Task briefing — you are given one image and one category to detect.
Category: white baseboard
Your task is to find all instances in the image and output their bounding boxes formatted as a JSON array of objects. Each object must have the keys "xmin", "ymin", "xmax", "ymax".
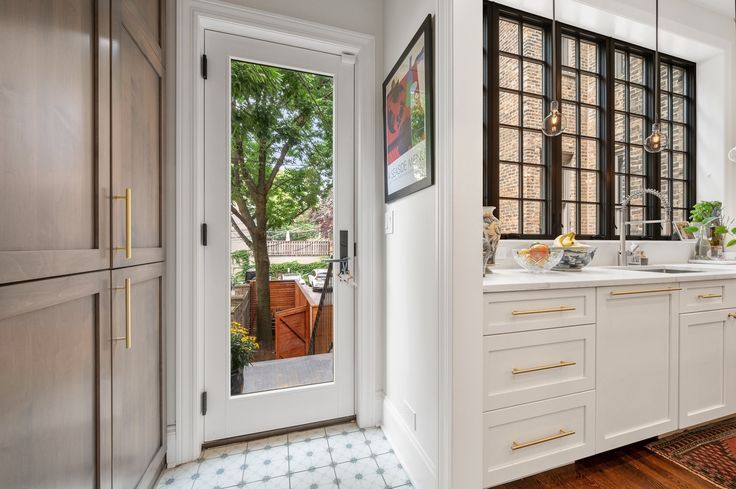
[
  {"xmin": 166, "ymin": 424, "xmax": 178, "ymax": 468},
  {"xmin": 382, "ymin": 397, "xmax": 437, "ymax": 489}
]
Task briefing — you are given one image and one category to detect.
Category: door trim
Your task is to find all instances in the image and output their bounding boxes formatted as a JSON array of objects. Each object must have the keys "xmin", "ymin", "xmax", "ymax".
[{"xmin": 174, "ymin": 0, "xmax": 378, "ymax": 466}]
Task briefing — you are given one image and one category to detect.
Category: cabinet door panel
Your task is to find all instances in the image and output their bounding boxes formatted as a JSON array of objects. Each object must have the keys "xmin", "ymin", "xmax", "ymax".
[
  {"xmin": 111, "ymin": 0, "xmax": 165, "ymax": 268},
  {"xmin": 679, "ymin": 310, "xmax": 736, "ymax": 428},
  {"xmin": 596, "ymin": 285, "xmax": 679, "ymax": 452},
  {"xmin": 0, "ymin": 0, "xmax": 110, "ymax": 284},
  {"xmin": 112, "ymin": 263, "xmax": 165, "ymax": 489},
  {"xmin": 0, "ymin": 272, "xmax": 111, "ymax": 489}
]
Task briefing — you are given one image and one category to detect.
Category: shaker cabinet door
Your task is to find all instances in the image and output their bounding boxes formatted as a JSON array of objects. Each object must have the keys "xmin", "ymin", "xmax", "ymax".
[
  {"xmin": 111, "ymin": 0, "xmax": 165, "ymax": 269},
  {"xmin": 0, "ymin": 0, "xmax": 111, "ymax": 284},
  {"xmin": 0, "ymin": 271, "xmax": 112, "ymax": 489},
  {"xmin": 111, "ymin": 263, "xmax": 166, "ymax": 489}
]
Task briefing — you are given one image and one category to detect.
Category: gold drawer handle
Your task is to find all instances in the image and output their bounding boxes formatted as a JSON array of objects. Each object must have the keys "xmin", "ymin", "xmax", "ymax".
[
  {"xmin": 610, "ymin": 287, "xmax": 682, "ymax": 296},
  {"xmin": 112, "ymin": 278, "xmax": 132, "ymax": 349},
  {"xmin": 511, "ymin": 306, "xmax": 577, "ymax": 316},
  {"xmin": 511, "ymin": 429, "xmax": 576, "ymax": 451},
  {"xmin": 512, "ymin": 360, "xmax": 577, "ymax": 375},
  {"xmin": 113, "ymin": 188, "xmax": 132, "ymax": 259},
  {"xmin": 729, "ymin": 313, "xmax": 736, "ymax": 320},
  {"xmin": 698, "ymin": 293, "xmax": 723, "ymax": 299}
]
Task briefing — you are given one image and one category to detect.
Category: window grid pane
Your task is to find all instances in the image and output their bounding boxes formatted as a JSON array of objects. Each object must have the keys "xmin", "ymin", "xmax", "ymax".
[
  {"xmin": 497, "ymin": 16, "xmax": 546, "ymax": 235},
  {"xmin": 561, "ymin": 34, "xmax": 602, "ymax": 237}
]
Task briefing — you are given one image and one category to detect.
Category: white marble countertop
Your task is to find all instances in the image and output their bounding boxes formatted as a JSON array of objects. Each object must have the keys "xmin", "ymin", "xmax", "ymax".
[{"xmin": 482, "ymin": 263, "xmax": 736, "ymax": 293}]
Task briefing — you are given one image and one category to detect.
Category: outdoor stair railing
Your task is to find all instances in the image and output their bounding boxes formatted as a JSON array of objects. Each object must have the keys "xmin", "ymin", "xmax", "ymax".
[{"xmin": 309, "ymin": 262, "xmax": 334, "ymax": 355}]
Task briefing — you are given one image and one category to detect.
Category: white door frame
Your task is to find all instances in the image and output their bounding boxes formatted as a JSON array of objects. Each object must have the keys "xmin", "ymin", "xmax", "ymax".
[{"xmin": 173, "ymin": 0, "xmax": 379, "ymax": 465}]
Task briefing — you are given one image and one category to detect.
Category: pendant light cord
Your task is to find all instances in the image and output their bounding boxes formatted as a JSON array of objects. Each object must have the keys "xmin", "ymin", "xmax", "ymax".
[
  {"xmin": 654, "ymin": 0, "xmax": 660, "ymax": 125},
  {"xmin": 552, "ymin": 0, "xmax": 557, "ymax": 102}
]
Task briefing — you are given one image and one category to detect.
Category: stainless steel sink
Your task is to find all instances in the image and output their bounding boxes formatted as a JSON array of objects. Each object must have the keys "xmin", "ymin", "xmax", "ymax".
[{"xmin": 618, "ymin": 267, "xmax": 706, "ymax": 274}]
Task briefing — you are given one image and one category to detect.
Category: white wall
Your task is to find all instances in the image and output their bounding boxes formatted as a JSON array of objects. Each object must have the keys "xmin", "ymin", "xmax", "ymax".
[{"xmin": 382, "ymin": 1, "xmax": 440, "ymax": 488}]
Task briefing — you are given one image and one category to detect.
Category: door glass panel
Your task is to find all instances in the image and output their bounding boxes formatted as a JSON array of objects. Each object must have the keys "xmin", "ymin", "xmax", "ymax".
[{"xmin": 229, "ymin": 59, "xmax": 335, "ymax": 396}]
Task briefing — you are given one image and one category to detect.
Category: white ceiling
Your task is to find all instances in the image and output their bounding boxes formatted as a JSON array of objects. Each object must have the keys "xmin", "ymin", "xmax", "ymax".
[{"xmin": 685, "ymin": 0, "xmax": 735, "ymax": 17}]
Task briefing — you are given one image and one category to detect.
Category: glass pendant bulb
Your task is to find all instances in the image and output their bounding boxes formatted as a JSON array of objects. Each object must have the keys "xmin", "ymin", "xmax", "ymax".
[
  {"xmin": 644, "ymin": 122, "xmax": 666, "ymax": 153},
  {"xmin": 729, "ymin": 145, "xmax": 736, "ymax": 162},
  {"xmin": 542, "ymin": 100, "xmax": 565, "ymax": 136}
]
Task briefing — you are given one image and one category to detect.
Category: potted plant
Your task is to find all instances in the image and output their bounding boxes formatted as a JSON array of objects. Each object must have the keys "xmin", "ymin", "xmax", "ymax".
[
  {"xmin": 684, "ymin": 201, "xmax": 736, "ymax": 259},
  {"xmin": 230, "ymin": 321, "xmax": 259, "ymax": 395}
]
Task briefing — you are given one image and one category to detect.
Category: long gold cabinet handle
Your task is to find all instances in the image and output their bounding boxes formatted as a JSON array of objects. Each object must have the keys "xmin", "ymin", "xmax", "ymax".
[
  {"xmin": 698, "ymin": 293, "xmax": 723, "ymax": 299},
  {"xmin": 511, "ymin": 429, "xmax": 576, "ymax": 450},
  {"xmin": 610, "ymin": 287, "xmax": 682, "ymax": 296},
  {"xmin": 512, "ymin": 360, "xmax": 577, "ymax": 375},
  {"xmin": 112, "ymin": 278, "xmax": 132, "ymax": 349},
  {"xmin": 729, "ymin": 313, "xmax": 736, "ymax": 320},
  {"xmin": 113, "ymin": 188, "xmax": 132, "ymax": 259},
  {"xmin": 511, "ymin": 306, "xmax": 576, "ymax": 316}
]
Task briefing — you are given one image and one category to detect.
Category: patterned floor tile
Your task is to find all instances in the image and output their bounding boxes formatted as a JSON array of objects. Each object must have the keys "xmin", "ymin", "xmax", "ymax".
[
  {"xmin": 247, "ymin": 434, "xmax": 288, "ymax": 451},
  {"xmin": 327, "ymin": 430, "xmax": 371, "ymax": 464},
  {"xmin": 192, "ymin": 453, "xmax": 245, "ymax": 489},
  {"xmin": 244, "ymin": 475, "xmax": 289, "ymax": 488},
  {"xmin": 243, "ymin": 446, "xmax": 290, "ymax": 483},
  {"xmin": 325, "ymin": 421, "xmax": 360, "ymax": 436},
  {"xmin": 289, "ymin": 466, "xmax": 340, "ymax": 488},
  {"xmin": 375, "ymin": 452, "xmax": 411, "ymax": 488},
  {"xmin": 289, "ymin": 438, "xmax": 333, "ymax": 472},
  {"xmin": 287, "ymin": 427, "xmax": 327, "ymax": 444},
  {"xmin": 156, "ymin": 462, "xmax": 200, "ymax": 489},
  {"xmin": 363, "ymin": 428, "xmax": 392, "ymax": 456},
  {"xmin": 334, "ymin": 458, "xmax": 388, "ymax": 489},
  {"xmin": 202, "ymin": 442, "xmax": 249, "ymax": 460}
]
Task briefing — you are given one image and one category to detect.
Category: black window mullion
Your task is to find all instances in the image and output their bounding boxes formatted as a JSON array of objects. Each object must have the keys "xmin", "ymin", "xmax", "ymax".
[
  {"xmin": 548, "ymin": 18, "xmax": 562, "ymax": 237},
  {"xmin": 603, "ymin": 37, "xmax": 616, "ymax": 239}
]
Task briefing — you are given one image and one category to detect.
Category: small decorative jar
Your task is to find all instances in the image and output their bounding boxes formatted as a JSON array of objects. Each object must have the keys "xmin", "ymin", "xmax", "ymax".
[{"xmin": 482, "ymin": 206, "xmax": 501, "ymax": 276}]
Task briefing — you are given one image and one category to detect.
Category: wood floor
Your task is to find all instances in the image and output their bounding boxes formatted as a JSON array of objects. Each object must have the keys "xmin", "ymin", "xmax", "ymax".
[{"xmin": 496, "ymin": 442, "xmax": 719, "ymax": 489}]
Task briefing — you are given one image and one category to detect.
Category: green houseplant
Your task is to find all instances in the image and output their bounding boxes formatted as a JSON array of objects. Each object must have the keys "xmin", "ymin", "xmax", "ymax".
[
  {"xmin": 230, "ymin": 321, "xmax": 259, "ymax": 395},
  {"xmin": 684, "ymin": 201, "xmax": 736, "ymax": 257}
]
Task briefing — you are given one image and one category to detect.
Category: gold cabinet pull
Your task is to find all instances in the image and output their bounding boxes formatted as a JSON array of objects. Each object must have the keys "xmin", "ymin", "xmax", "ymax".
[
  {"xmin": 610, "ymin": 287, "xmax": 682, "ymax": 296},
  {"xmin": 512, "ymin": 360, "xmax": 577, "ymax": 375},
  {"xmin": 511, "ymin": 306, "xmax": 577, "ymax": 316},
  {"xmin": 729, "ymin": 313, "xmax": 736, "ymax": 320},
  {"xmin": 698, "ymin": 293, "xmax": 723, "ymax": 299},
  {"xmin": 112, "ymin": 278, "xmax": 132, "ymax": 349},
  {"xmin": 113, "ymin": 188, "xmax": 132, "ymax": 259},
  {"xmin": 511, "ymin": 429, "xmax": 576, "ymax": 450}
]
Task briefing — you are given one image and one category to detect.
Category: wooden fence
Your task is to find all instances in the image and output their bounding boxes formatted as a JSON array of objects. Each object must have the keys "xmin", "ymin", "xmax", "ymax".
[{"xmin": 266, "ymin": 240, "xmax": 331, "ymax": 256}]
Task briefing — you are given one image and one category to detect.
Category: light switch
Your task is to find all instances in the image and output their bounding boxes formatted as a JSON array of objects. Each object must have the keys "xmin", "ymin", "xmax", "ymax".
[{"xmin": 385, "ymin": 209, "xmax": 394, "ymax": 235}]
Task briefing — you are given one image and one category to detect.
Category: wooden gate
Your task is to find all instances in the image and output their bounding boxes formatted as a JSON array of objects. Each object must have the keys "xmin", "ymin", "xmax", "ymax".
[{"xmin": 274, "ymin": 305, "xmax": 309, "ymax": 359}]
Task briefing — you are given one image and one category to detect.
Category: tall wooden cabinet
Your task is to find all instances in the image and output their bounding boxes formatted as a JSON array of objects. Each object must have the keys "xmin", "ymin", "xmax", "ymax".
[{"xmin": 0, "ymin": 1, "xmax": 167, "ymax": 488}]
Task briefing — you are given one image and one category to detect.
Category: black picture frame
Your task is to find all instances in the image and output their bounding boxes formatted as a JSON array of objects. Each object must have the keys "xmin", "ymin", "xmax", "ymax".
[{"xmin": 382, "ymin": 14, "xmax": 435, "ymax": 203}]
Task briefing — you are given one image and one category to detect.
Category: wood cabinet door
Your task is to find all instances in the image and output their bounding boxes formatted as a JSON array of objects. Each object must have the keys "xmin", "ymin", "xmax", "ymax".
[
  {"xmin": 0, "ymin": 0, "xmax": 111, "ymax": 284},
  {"xmin": 679, "ymin": 309, "xmax": 736, "ymax": 428},
  {"xmin": 0, "ymin": 271, "xmax": 112, "ymax": 489},
  {"xmin": 111, "ymin": 263, "xmax": 165, "ymax": 489},
  {"xmin": 595, "ymin": 284, "xmax": 679, "ymax": 453},
  {"xmin": 111, "ymin": 0, "xmax": 165, "ymax": 268}
]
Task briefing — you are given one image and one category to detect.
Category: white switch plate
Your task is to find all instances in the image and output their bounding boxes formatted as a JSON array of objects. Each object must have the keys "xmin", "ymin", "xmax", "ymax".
[
  {"xmin": 403, "ymin": 400, "xmax": 417, "ymax": 431},
  {"xmin": 385, "ymin": 209, "xmax": 394, "ymax": 235}
]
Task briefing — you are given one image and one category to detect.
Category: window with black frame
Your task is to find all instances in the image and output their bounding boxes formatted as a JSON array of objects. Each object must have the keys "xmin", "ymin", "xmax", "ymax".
[{"xmin": 484, "ymin": 2, "xmax": 696, "ymax": 240}]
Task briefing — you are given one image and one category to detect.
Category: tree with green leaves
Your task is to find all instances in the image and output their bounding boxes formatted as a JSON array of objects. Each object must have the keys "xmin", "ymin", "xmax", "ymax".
[{"xmin": 230, "ymin": 60, "xmax": 333, "ymax": 350}]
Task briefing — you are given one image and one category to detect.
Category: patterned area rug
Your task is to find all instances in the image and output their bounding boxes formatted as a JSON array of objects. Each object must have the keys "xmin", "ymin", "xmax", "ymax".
[{"xmin": 647, "ymin": 417, "xmax": 736, "ymax": 489}]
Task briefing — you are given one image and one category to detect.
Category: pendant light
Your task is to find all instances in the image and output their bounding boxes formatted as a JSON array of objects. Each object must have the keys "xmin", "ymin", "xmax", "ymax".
[
  {"xmin": 729, "ymin": 0, "xmax": 736, "ymax": 162},
  {"xmin": 542, "ymin": 0, "xmax": 565, "ymax": 136},
  {"xmin": 644, "ymin": 0, "xmax": 666, "ymax": 153}
]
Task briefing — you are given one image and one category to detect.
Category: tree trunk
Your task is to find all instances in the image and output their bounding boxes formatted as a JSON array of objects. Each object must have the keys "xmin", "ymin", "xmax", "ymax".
[{"xmin": 253, "ymin": 235, "xmax": 273, "ymax": 351}]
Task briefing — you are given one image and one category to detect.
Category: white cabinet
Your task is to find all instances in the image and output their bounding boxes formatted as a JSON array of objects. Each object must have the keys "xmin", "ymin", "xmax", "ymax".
[
  {"xmin": 483, "ymin": 325, "xmax": 595, "ymax": 411},
  {"xmin": 679, "ymin": 309, "xmax": 736, "ymax": 428},
  {"xmin": 595, "ymin": 284, "xmax": 679, "ymax": 453},
  {"xmin": 679, "ymin": 280, "xmax": 736, "ymax": 313}
]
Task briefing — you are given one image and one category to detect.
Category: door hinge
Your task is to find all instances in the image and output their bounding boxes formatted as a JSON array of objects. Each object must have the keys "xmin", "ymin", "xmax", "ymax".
[
  {"xmin": 201, "ymin": 391, "xmax": 208, "ymax": 416},
  {"xmin": 354, "ymin": 242, "xmax": 357, "ymax": 257},
  {"xmin": 201, "ymin": 223, "xmax": 208, "ymax": 246},
  {"xmin": 201, "ymin": 54, "xmax": 208, "ymax": 79}
]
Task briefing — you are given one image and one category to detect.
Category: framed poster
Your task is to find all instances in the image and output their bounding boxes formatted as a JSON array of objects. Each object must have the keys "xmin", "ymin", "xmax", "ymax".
[{"xmin": 383, "ymin": 14, "xmax": 434, "ymax": 203}]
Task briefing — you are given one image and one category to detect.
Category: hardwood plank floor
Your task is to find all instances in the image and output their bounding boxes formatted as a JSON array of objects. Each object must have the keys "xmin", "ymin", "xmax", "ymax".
[{"xmin": 495, "ymin": 442, "xmax": 719, "ymax": 489}]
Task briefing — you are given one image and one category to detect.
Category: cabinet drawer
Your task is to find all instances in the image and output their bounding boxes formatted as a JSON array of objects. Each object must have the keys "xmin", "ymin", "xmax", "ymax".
[
  {"xmin": 680, "ymin": 280, "xmax": 736, "ymax": 313},
  {"xmin": 484, "ymin": 288, "xmax": 595, "ymax": 335},
  {"xmin": 484, "ymin": 325, "xmax": 595, "ymax": 411},
  {"xmin": 483, "ymin": 391, "xmax": 595, "ymax": 488}
]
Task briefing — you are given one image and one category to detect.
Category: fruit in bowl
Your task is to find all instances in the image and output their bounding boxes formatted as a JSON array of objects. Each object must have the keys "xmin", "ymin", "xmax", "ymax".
[
  {"xmin": 513, "ymin": 243, "xmax": 564, "ymax": 273},
  {"xmin": 550, "ymin": 232, "xmax": 597, "ymax": 271}
]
